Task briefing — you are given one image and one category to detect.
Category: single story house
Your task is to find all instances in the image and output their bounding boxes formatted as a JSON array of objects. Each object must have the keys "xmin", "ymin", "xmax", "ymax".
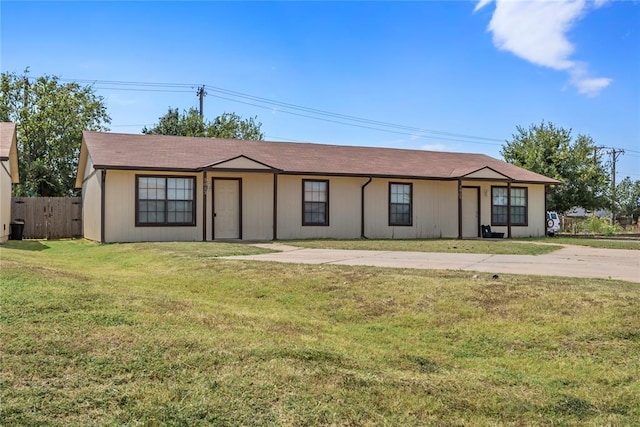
[
  {"xmin": 0, "ymin": 122, "xmax": 19, "ymax": 243},
  {"xmin": 75, "ymin": 131, "xmax": 559, "ymax": 243}
]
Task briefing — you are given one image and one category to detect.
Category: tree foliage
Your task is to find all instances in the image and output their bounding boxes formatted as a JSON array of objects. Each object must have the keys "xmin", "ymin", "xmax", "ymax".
[
  {"xmin": 1, "ymin": 70, "xmax": 111, "ymax": 196},
  {"xmin": 142, "ymin": 108, "xmax": 264, "ymax": 141},
  {"xmin": 615, "ymin": 177, "xmax": 640, "ymax": 222},
  {"xmin": 501, "ymin": 121, "xmax": 609, "ymax": 213}
]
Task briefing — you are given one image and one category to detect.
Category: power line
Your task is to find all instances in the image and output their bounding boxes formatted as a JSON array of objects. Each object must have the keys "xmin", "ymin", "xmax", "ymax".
[
  {"xmin": 50, "ymin": 76, "xmax": 640, "ymax": 155},
  {"xmin": 203, "ymin": 84, "xmax": 504, "ymax": 142},
  {"xmin": 208, "ymin": 93, "xmax": 501, "ymax": 146},
  {"xmin": 54, "ymin": 76, "xmax": 505, "ymax": 146},
  {"xmin": 92, "ymin": 86, "xmax": 193, "ymax": 93}
]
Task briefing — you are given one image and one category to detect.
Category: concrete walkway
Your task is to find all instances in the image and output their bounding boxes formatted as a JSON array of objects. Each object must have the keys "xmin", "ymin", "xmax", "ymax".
[{"xmin": 225, "ymin": 243, "xmax": 640, "ymax": 283}]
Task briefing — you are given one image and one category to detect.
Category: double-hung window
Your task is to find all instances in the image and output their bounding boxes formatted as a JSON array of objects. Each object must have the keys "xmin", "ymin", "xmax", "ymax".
[
  {"xmin": 136, "ymin": 176, "xmax": 196, "ymax": 226},
  {"xmin": 491, "ymin": 186, "xmax": 527, "ymax": 226},
  {"xmin": 303, "ymin": 179, "xmax": 329, "ymax": 226},
  {"xmin": 389, "ymin": 182, "xmax": 412, "ymax": 226}
]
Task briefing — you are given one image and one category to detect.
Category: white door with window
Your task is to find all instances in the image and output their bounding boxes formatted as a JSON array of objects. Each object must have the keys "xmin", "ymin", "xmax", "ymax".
[
  {"xmin": 213, "ymin": 179, "xmax": 241, "ymax": 239},
  {"xmin": 461, "ymin": 187, "xmax": 479, "ymax": 238}
]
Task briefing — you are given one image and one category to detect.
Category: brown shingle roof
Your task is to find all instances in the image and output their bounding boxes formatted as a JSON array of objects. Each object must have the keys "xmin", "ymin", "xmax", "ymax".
[{"xmin": 81, "ymin": 131, "xmax": 559, "ymax": 184}]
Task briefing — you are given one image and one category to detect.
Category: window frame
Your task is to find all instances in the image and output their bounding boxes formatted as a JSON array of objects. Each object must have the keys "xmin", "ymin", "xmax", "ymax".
[
  {"xmin": 302, "ymin": 179, "xmax": 329, "ymax": 226},
  {"xmin": 388, "ymin": 182, "xmax": 413, "ymax": 226},
  {"xmin": 491, "ymin": 186, "xmax": 528, "ymax": 227},
  {"xmin": 135, "ymin": 175, "xmax": 197, "ymax": 227}
]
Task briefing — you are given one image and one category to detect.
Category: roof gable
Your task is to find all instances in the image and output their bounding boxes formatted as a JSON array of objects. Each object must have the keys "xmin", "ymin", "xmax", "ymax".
[
  {"xmin": 205, "ymin": 155, "xmax": 278, "ymax": 171},
  {"xmin": 461, "ymin": 166, "xmax": 510, "ymax": 180}
]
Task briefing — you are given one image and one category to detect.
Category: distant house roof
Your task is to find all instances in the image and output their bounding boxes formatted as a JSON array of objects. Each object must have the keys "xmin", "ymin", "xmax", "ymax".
[
  {"xmin": 77, "ymin": 131, "xmax": 559, "ymax": 186},
  {"xmin": 0, "ymin": 122, "xmax": 19, "ymax": 183}
]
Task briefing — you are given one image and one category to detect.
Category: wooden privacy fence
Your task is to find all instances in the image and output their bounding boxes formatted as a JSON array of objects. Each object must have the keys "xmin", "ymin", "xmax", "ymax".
[{"xmin": 11, "ymin": 197, "xmax": 82, "ymax": 239}]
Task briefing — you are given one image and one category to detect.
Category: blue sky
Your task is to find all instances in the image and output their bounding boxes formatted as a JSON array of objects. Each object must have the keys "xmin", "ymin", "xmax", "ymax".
[{"xmin": 1, "ymin": 0, "xmax": 639, "ymax": 180}]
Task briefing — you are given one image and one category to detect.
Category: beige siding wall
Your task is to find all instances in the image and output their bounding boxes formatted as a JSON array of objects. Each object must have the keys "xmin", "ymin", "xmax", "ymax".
[
  {"xmin": 277, "ymin": 175, "xmax": 362, "ymax": 239},
  {"xmin": 90, "ymin": 169, "xmax": 274, "ymax": 243},
  {"xmin": 87, "ymin": 168, "xmax": 548, "ymax": 243},
  {"xmin": 81, "ymin": 156, "xmax": 102, "ymax": 242},
  {"xmin": 0, "ymin": 160, "xmax": 12, "ymax": 242},
  {"xmin": 276, "ymin": 176, "xmax": 459, "ymax": 240},
  {"xmin": 104, "ymin": 170, "xmax": 203, "ymax": 243},
  {"xmin": 363, "ymin": 179, "xmax": 458, "ymax": 239},
  {"xmin": 462, "ymin": 181, "xmax": 547, "ymax": 237}
]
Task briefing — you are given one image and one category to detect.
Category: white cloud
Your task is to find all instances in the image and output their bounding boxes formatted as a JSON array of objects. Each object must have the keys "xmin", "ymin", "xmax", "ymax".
[
  {"xmin": 475, "ymin": 0, "xmax": 611, "ymax": 96},
  {"xmin": 569, "ymin": 62, "xmax": 612, "ymax": 97}
]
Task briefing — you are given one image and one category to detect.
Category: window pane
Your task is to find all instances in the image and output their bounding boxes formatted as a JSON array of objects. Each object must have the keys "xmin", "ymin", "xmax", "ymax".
[
  {"xmin": 138, "ymin": 176, "xmax": 195, "ymax": 225},
  {"xmin": 390, "ymin": 203, "xmax": 411, "ymax": 225},
  {"xmin": 167, "ymin": 178, "xmax": 194, "ymax": 201},
  {"xmin": 155, "ymin": 178, "xmax": 166, "ymax": 199},
  {"xmin": 303, "ymin": 181, "xmax": 328, "ymax": 225},
  {"xmin": 493, "ymin": 187, "xmax": 507, "ymax": 206},
  {"xmin": 511, "ymin": 188, "xmax": 526, "ymax": 207},
  {"xmin": 390, "ymin": 183, "xmax": 411, "ymax": 225},
  {"xmin": 167, "ymin": 200, "xmax": 193, "ymax": 224},
  {"xmin": 492, "ymin": 187, "xmax": 527, "ymax": 225},
  {"xmin": 511, "ymin": 206, "xmax": 526, "ymax": 225},
  {"xmin": 305, "ymin": 181, "xmax": 327, "ymax": 202},
  {"xmin": 304, "ymin": 201, "xmax": 326, "ymax": 224},
  {"xmin": 492, "ymin": 205, "xmax": 507, "ymax": 224},
  {"xmin": 139, "ymin": 200, "xmax": 166, "ymax": 224}
]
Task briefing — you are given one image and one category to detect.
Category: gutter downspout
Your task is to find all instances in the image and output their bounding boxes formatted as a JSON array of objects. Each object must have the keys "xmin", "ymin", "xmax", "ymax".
[
  {"xmin": 202, "ymin": 171, "xmax": 208, "ymax": 242},
  {"xmin": 100, "ymin": 169, "xmax": 106, "ymax": 244},
  {"xmin": 507, "ymin": 180, "xmax": 512, "ymax": 239},
  {"xmin": 273, "ymin": 172, "xmax": 278, "ymax": 240},
  {"xmin": 457, "ymin": 179, "xmax": 463, "ymax": 239},
  {"xmin": 361, "ymin": 177, "xmax": 372, "ymax": 239}
]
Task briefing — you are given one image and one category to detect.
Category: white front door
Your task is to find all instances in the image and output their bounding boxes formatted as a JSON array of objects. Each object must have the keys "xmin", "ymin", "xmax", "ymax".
[
  {"xmin": 461, "ymin": 187, "xmax": 479, "ymax": 238},
  {"xmin": 213, "ymin": 179, "xmax": 241, "ymax": 239}
]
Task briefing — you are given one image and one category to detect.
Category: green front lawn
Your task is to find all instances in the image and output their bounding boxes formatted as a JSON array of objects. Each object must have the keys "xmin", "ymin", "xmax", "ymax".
[
  {"xmin": 286, "ymin": 238, "xmax": 563, "ymax": 254},
  {"xmin": 1, "ymin": 240, "xmax": 638, "ymax": 425}
]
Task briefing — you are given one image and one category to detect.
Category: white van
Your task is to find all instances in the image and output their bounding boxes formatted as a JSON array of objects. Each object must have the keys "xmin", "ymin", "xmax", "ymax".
[{"xmin": 546, "ymin": 211, "xmax": 561, "ymax": 236}]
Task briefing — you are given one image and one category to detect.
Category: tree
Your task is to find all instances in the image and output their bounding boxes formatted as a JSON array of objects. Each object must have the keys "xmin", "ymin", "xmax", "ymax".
[
  {"xmin": 143, "ymin": 108, "xmax": 264, "ymax": 140},
  {"xmin": 1, "ymin": 70, "xmax": 111, "ymax": 196},
  {"xmin": 501, "ymin": 121, "xmax": 609, "ymax": 213},
  {"xmin": 615, "ymin": 177, "xmax": 640, "ymax": 222},
  {"xmin": 141, "ymin": 108, "xmax": 206, "ymax": 137}
]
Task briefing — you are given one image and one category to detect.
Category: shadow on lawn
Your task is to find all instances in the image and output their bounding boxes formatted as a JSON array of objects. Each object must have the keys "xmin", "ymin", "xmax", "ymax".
[{"xmin": 1, "ymin": 240, "xmax": 50, "ymax": 251}]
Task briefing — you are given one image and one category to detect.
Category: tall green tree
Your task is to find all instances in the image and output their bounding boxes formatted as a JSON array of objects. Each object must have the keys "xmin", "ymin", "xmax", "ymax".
[
  {"xmin": 615, "ymin": 177, "xmax": 640, "ymax": 222},
  {"xmin": 501, "ymin": 121, "xmax": 609, "ymax": 213},
  {"xmin": 142, "ymin": 108, "xmax": 264, "ymax": 140},
  {"xmin": 1, "ymin": 70, "xmax": 111, "ymax": 196}
]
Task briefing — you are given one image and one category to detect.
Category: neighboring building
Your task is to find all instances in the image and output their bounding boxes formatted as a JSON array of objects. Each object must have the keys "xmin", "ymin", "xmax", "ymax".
[
  {"xmin": 0, "ymin": 123, "xmax": 19, "ymax": 243},
  {"xmin": 565, "ymin": 207, "xmax": 611, "ymax": 219},
  {"xmin": 75, "ymin": 131, "xmax": 559, "ymax": 243}
]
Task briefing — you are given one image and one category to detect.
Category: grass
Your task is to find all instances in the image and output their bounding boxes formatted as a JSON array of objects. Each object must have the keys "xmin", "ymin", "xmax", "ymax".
[
  {"xmin": 1, "ymin": 240, "xmax": 639, "ymax": 426},
  {"xmin": 287, "ymin": 237, "xmax": 640, "ymax": 252},
  {"xmin": 542, "ymin": 236, "xmax": 640, "ymax": 250},
  {"xmin": 286, "ymin": 238, "xmax": 563, "ymax": 254}
]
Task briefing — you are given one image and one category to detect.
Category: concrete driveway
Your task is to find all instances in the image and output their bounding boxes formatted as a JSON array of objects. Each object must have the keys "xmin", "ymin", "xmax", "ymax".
[{"xmin": 226, "ymin": 243, "xmax": 640, "ymax": 283}]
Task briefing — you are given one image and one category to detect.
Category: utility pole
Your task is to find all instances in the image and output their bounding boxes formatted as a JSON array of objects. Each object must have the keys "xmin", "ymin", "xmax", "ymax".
[
  {"xmin": 607, "ymin": 147, "xmax": 625, "ymax": 223},
  {"xmin": 196, "ymin": 85, "xmax": 207, "ymax": 118}
]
